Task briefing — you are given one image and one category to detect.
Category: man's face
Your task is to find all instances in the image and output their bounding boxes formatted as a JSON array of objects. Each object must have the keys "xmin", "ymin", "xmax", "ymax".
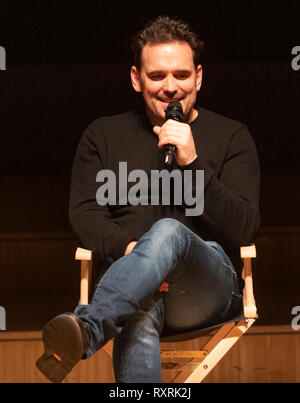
[{"xmin": 131, "ymin": 41, "xmax": 202, "ymax": 126}]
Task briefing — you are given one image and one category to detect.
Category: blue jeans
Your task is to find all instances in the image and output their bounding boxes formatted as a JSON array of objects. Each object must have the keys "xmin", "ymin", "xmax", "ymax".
[{"xmin": 75, "ymin": 218, "xmax": 242, "ymax": 382}]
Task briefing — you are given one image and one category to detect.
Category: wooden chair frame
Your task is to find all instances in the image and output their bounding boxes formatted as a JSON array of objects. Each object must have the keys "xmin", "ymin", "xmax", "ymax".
[{"xmin": 75, "ymin": 244, "xmax": 257, "ymax": 383}]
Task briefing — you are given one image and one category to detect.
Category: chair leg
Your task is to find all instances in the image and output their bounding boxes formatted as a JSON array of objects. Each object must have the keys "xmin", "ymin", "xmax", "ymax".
[{"xmin": 171, "ymin": 319, "xmax": 255, "ymax": 383}]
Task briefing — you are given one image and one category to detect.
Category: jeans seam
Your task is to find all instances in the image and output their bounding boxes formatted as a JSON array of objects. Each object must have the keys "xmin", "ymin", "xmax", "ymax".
[
  {"xmin": 221, "ymin": 291, "xmax": 234, "ymax": 318},
  {"xmin": 166, "ymin": 236, "xmax": 199, "ymax": 284},
  {"xmin": 223, "ymin": 262, "xmax": 238, "ymax": 278}
]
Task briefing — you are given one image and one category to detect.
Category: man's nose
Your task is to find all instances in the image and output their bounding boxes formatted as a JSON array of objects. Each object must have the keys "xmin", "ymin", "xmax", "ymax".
[{"xmin": 163, "ymin": 76, "xmax": 178, "ymax": 95}]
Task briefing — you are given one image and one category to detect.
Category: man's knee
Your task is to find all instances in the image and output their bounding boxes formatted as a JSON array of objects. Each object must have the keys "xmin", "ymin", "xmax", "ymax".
[
  {"xmin": 148, "ymin": 219, "xmax": 187, "ymax": 252},
  {"xmin": 135, "ymin": 218, "xmax": 187, "ymax": 262},
  {"xmin": 151, "ymin": 218, "xmax": 184, "ymax": 238}
]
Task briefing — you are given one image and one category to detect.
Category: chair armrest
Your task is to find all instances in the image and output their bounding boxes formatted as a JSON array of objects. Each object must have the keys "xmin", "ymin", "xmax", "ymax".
[
  {"xmin": 75, "ymin": 248, "xmax": 92, "ymax": 261},
  {"xmin": 240, "ymin": 244, "xmax": 256, "ymax": 259},
  {"xmin": 75, "ymin": 248, "xmax": 93, "ymax": 305},
  {"xmin": 240, "ymin": 244, "xmax": 258, "ymax": 319}
]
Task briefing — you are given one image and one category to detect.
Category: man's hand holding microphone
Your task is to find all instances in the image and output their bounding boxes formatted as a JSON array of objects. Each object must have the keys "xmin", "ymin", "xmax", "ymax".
[{"xmin": 153, "ymin": 101, "xmax": 198, "ymax": 168}]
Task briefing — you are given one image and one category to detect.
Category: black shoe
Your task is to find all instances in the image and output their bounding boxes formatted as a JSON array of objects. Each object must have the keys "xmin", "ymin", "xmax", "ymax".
[{"xmin": 36, "ymin": 312, "xmax": 90, "ymax": 383}]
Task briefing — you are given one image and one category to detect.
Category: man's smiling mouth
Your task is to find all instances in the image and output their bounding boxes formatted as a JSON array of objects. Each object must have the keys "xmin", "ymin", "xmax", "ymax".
[{"xmin": 158, "ymin": 98, "xmax": 183, "ymax": 103}]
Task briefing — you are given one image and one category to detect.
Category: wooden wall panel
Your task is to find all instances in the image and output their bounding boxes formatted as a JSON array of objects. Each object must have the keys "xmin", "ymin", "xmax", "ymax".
[
  {"xmin": 0, "ymin": 232, "xmax": 80, "ymax": 330},
  {"xmin": 0, "ymin": 327, "xmax": 299, "ymax": 383},
  {"xmin": 0, "ymin": 332, "xmax": 115, "ymax": 383}
]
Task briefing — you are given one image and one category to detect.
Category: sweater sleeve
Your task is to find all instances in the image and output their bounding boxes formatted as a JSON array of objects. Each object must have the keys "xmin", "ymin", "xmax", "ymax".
[
  {"xmin": 69, "ymin": 122, "xmax": 135, "ymax": 266},
  {"xmin": 183, "ymin": 124, "xmax": 260, "ymax": 249}
]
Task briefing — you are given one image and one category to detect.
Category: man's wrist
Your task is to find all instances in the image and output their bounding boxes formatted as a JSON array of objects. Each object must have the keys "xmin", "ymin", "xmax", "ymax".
[{"xmin": 178, "ymin": 153, "xmax": 198, "ymax": 167}]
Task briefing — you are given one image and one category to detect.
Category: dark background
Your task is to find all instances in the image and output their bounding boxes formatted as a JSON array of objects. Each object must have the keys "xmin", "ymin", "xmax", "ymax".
[{"xmin": 0, "ymin": 0, "xmax": 299, "ymax": 330}]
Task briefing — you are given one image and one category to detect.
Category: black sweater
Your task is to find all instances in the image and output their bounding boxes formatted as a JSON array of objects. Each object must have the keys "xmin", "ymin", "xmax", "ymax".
[{"xmin": 69, "ymin": 107, "xmax": 260, "ymax": 286}]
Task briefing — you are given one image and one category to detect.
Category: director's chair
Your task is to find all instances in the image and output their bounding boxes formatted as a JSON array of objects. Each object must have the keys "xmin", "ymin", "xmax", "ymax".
[{"xmin": 75, "ymin": 244, "xmax": 257, "ymax": 383}]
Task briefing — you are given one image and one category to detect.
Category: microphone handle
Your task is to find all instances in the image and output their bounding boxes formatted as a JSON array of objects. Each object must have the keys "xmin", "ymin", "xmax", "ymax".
[
  {"xmin": 164, "ymin": 115, "xmax": 181, "ymax": 168},
  {"xmin": 165, "ymin": 145, "xmax": 176, "ymax": 167}
]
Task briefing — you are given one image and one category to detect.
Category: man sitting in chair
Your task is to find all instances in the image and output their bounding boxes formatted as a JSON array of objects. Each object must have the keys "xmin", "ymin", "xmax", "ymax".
[{"xmin": 37, "ymin": 16, "xmax": 260, "ymax": 383}]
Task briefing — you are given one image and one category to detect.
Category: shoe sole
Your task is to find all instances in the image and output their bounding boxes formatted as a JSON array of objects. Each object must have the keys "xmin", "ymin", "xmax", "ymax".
[{"xmin": 36, "ymin": 313, "xmax": 83, "ymax": 383}]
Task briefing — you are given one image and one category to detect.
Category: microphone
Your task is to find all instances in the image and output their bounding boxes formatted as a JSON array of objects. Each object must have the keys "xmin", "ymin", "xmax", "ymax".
[{"xmin": 164, "ymin": 101, "xmax": 184, "ymax": 168}]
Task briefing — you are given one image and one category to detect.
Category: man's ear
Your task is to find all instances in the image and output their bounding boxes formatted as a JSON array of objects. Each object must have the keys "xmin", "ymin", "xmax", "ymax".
[
  {"xmin": 130, "ymin": 66, "xmax": 142, "ymax": 93},
  {"xmin": 195, "ymin": 65, "xmax": 203, "ymax": 92}
]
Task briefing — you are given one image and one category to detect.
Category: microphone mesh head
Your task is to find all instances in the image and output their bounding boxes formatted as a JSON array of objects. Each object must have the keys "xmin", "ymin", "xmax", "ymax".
[{"xmin": 165, "ymin": 101, "xmax": 184, "ymax": 122}]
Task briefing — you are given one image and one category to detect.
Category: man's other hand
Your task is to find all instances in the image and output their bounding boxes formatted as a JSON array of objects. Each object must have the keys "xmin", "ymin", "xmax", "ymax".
[
  {"xmin": 159, "ymin": 281, "xmax": 169, "ymax": 292},
  {"xmin": 124, "ymin": 241, "xmax": 138, "ymax": 255}
]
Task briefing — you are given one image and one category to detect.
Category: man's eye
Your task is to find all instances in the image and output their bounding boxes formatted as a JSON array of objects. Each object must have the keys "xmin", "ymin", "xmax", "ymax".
[
  {"xmin": 149, "ymin": 74, "xmax": 165, "ymax": 81},
  {"xmin": 175, "ymin": 72, "xmax": 191, "ymax": 80}
]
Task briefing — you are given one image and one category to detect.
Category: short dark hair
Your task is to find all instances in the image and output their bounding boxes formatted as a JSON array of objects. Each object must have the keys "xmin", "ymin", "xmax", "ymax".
[{"xmin": 131, "ymin": 16, "xmax": 204, "ymax": 70}]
